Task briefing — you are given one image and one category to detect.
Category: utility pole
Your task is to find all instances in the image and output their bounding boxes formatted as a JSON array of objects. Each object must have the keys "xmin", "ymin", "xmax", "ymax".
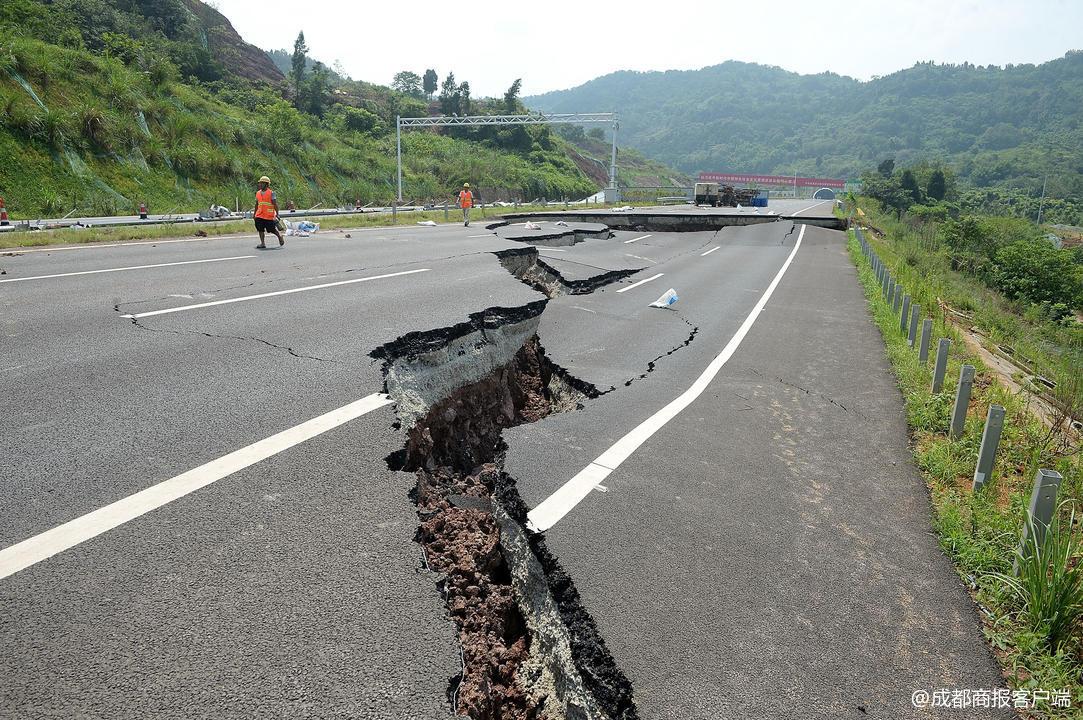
[
  {"xmin": 1036, "ymin": 175, "xmax": 1047, "ymax": 225},
  {"xmin": 396, "ymin": 116, "xmax": 403, "ymax": 203},
  {"xmin": 609, "ymin": 120, "xmax": 618, "ymax": 190}
]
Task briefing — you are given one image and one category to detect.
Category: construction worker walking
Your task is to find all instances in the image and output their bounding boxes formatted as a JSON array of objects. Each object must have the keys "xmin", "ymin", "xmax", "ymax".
[
  {"xmin": 253, "ymin": 175, "xmax": 285, "ymax": 249},
  {"xmin": 457, "ymin": 183, "xmax": 474, "ymax": 227}
]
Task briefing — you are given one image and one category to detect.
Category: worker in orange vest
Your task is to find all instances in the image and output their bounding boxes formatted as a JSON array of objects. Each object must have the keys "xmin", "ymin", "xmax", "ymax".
[
  {"xmin": 457, "ymin": 183, "xmax": 474, "ymax": 227},
  {"xmin": 253, "ymin": 175, "xmax": 284, "ymax": 249}
]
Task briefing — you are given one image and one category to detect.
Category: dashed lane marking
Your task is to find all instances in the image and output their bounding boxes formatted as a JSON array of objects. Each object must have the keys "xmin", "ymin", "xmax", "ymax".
[
  {"xmin": 0, "ymin": 256, "xmax": 254, "ymax": 284},
  {"xmin": 0, "ymin": 393, "xmax": 394, "ymax": 581},
  {"xmin": 120, "ymin": 268, "xmax": 431, "ymax": 319},
  {"xmin": 614, "ymin": 272, "xmax": 664, "ymax": 294}
]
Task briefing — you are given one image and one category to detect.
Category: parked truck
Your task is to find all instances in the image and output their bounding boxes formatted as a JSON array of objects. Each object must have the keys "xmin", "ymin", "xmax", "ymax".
[{"xmin": 693, "ymin": 182, "xmax": 759, "ymax": 208}]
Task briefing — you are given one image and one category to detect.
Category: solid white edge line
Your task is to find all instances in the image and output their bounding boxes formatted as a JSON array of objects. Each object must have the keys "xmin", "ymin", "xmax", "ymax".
[
  {"xmin": 0, "ymin": 393, "xmax": 394, "ymax": 581},
  {"xmin": 701, "ymin": 246, "xmax": 721, "ymax": 256},
  {"xmin": 0, "ymin": 255, "xmax": 254, "ymax": 284},
  {"xmin": 527, "ymin": 224, "xmax": 807, "ymax": 532},
  {"xmin": 614, "ymin": 272, "xmax": 664, "ymax": 294},
  {"xmin": 622, "ymin": 234, "xmax": 653, "ymax": 244},
  {"xmin": 121, "ymin": 268, "xmax": 430, "ymax": 318}
]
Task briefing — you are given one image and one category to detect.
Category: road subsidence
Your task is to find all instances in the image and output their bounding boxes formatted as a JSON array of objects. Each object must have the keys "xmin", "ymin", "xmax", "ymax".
[{"xmin": 372, "ymin": 303, "xmax": 637, "ymax": 720}]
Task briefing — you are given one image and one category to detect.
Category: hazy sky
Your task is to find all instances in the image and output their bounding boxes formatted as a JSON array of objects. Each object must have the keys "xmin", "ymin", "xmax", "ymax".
[{"xmin": 217, "ymin": 0, "xmax": 1082, "ymax": 97}]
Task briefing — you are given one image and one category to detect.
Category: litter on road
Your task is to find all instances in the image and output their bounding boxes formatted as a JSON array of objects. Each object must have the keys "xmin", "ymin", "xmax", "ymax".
[{"xmin": 650, "ymin": 288, "xmax": 679, "ymax": 308}]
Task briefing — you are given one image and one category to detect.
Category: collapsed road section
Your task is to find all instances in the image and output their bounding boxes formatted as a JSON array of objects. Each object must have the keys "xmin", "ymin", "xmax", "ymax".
[
  {"xmin": 372, "ymin": 302, "xmax": 636, "ymax": 720},
  {"xmin": 494, "ymin": 247, "xmax": 641, "ymax": 298}
]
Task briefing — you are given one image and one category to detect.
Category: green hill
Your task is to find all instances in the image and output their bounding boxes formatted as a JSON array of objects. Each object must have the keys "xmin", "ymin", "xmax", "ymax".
[
  {"xmin": 0, "ymin": 0, "xmax": 600, "ymax": 218},
  {"xmin": 527, "ymin": 56, "xmax": 1083, "ymax": 221}
]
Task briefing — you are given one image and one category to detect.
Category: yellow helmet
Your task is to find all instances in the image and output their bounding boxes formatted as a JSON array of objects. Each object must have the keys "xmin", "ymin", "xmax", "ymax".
[
  {"xmin": 258, "ymin": 175, "xmax": 271, "ymax": 184},
  {"xmin": 463, "ymin": 183, "xmax": 470, "ymax": 188}
]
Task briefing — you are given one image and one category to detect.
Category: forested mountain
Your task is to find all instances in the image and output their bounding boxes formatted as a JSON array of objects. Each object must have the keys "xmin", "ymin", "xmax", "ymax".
[{"xmin": 528, "ymin": 55, "xmax": 1083, "ymax": 203}]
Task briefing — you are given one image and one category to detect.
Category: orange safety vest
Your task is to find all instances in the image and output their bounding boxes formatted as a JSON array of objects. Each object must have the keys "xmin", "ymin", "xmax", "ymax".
[
  {"xmin": 458, "ymin": 190, "xmax": 473, "ymax": 208},
  {"xmin": 255, "ymin": 188, "xmax": 276, "ymax": 220}
]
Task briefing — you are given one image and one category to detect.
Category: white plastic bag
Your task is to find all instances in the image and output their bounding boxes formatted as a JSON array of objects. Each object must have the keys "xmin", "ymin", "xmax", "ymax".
[
  {"xmin": 523, "ymin": 221, "xmax": 541, "ymax": 230},
  {"xmin": 417, "ymin": 220, "xmax": 437, "ymax": 226},
  {"xmin": 650, "ymin": 288, "xmax": 679, "ymax": 308}
]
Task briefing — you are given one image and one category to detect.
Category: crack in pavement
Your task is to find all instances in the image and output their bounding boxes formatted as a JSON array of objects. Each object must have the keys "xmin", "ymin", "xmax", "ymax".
[
  {"xmin": 114, "ymin": 306, "xmax": 342, "ymax": 364},
  {"xmin": 746, "ymin": 366, "xmax": 870, "ymax": 420},
  {"xmin": 598, "ymin": 314, "xmax": 699, "ymax": 395}
]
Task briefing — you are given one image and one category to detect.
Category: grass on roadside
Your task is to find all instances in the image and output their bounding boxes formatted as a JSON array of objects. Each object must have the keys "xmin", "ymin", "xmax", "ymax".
[{"xmin": 848, "ymin": 228, "xmax": 1083, "ymax": 716}]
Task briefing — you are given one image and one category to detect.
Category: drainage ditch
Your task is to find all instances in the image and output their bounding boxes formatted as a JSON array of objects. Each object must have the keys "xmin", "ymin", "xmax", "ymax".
[{"xmin": 372, "ymin": 303, "xmax": 637, "ymax": 720}]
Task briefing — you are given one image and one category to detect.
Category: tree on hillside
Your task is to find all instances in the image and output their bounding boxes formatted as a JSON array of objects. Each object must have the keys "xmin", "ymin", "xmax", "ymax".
[
  {"xmin": 135, "ymin": 0, "xmax": 188, "ymax": 39},
  {"xmin": 504, "ymin": 78, "xmax": 522, "ymax": 113},
  {"xmin": 458, "ymin": 81, "xmax": 471, "ymax": 116},
  {"xmin": 863, "ymin": 172, "xmax": 910, "ymax": 219},
  {"xmin": 900, "ymin": 169, "xmax": 922, "ymax": 204},
  {"xmin": 392, "ymin": 71, "xmax": 423, "ymax": 98},
  {"xmin": 291, "ymin": 32, "xmax": 308, "ymax": 101},
  {"xmin": 302, "ymin": 61, "xmax": 331, "ymax": 117},
  {"xmin": 991, "ymin": 239, "xmax": 1083, "ymax": 306},
  {"xmin": 423, "ymin": 69, "xmax": 438, "ymax": 100},
  {"xmin": 439, "ymin": 72, "xmax": 459, "ymax": 115},
  {"xmin": 927, "ymin": 169, "xmax": 947, "ymax": 201},
  {"xmin": 878, "ymin": 158, "xmax": 895, "ymax": 177}
]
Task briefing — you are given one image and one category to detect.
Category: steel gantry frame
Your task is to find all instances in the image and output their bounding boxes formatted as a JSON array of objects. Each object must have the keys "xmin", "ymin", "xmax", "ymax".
[{"xmin": 395, "ymin": 112, "xmax": 618, "ymax": 202}]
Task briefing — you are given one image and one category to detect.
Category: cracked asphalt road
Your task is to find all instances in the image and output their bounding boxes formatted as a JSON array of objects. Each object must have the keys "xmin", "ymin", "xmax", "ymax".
[{"xmin": 1, "ymin": 211, "xmax": 1007, "ymax": 718}]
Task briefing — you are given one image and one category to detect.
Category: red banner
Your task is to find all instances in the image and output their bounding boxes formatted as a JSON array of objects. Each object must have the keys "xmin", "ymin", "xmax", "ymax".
[{"xmin": 698, "ymin": 172, "xmax": 845, "ymax": 189}]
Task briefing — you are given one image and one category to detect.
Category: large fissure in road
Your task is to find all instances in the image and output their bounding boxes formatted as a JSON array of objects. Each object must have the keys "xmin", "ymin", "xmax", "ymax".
[
  {"xmin": 372, "ymin": 303, "xmax": 637, "ymax": 720},
  {"xmin": 494, "ymin": 247, "xmax": 640, "ymax": 299}
]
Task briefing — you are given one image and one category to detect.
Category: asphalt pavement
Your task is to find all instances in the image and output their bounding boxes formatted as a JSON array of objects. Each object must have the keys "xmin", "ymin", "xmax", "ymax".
[{"xmin": 1, "ymin": 215, "xmax": 1007, "ymax": 718}]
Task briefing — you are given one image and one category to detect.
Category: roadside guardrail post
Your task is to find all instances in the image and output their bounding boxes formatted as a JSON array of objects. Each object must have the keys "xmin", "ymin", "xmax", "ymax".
[
  {"xmin": 888, "ymin": 278, "xmax": 895, "ymax": 304},
  {"xmin": 932, "ymin": 339, "xmax": 950, "ymax": 393},
  {"xmin": 972, "ymin": 405, "xmax": 1005, "ymax": 491},
  {"xmin": 1014, "ymin": 469, "xmax": 1063, "ymax": 574},
  {"xmin": 908, "ymin": 304, "xmax": 920, "ymax": 347},
  {"xmin": 392, "ymin": 201, "xmax": 397, "ymax": 223},
  {"xmin": 892, "ymin": 285, "xmax": 902, "ymax": 314},
  {"xmin": 445, "ymin": 204, "xmax": 450, "ymax": 222},
  {"xmin": 949, "ymin": 364, "xmax": 975, "ymax": 439},
  {"xmin": 918, "ymin": 319, "xmax": 932, "ymax": 363},
  {"xmin": 900, "ymin": 295, "xmax": 911, "ymax": 333}
]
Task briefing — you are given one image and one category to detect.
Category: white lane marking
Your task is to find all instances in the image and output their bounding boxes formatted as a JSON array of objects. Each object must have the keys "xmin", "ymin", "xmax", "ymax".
[
  {"xmin": 121, "ymin": 268, "xmax": 430, "ymax": 319},
  {"xmin": 614, "ymin": 272, "xmax": 664, "ymax": 294},
  {"xmin": 468, "ymin": 234, "xmax": 493, "ymax": 238},
  {"xmin": 528, "ymin": 224, "xmax": 807, "ymax": 532},
  {"xmin": 0, "ymin": 255, "xmax": 253, "ymax": 284},
  {"xmin": 790, "ymin": 200, "xmax": 830, "ymax": 217},
  {"xmin": 1, "ymin": 235, "xmax": 246, "ymax": 254},
  {"xmin": 623, "ymin": 234, "xmax": 653, "ymax": 244},
  {"xmin": 0, "ymin": 393, "xmax": 394, "ymax": 581},
  {"xmin": 701, "ymin": 246, "xmax": 721, "ymax": 257}
]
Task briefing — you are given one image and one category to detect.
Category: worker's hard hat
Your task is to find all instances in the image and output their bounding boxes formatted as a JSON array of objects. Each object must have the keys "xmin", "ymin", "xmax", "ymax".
[
  {"xmin": 258, "ymin": 175, "xmax": 271, "ymax": 183},
  {"xmin": 463, "ymin": 183, "xmax": 470, "ymax": 188}
]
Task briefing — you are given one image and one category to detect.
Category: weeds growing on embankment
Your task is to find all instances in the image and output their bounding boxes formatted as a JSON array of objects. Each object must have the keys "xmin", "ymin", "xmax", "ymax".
[
  {"xmin": 851, "ymin": 200, "xmax": 1083, "ymax": 425},
  {"xmin": 847, "ymin": 229, "xmax": 1083, "ymax": 716}
]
